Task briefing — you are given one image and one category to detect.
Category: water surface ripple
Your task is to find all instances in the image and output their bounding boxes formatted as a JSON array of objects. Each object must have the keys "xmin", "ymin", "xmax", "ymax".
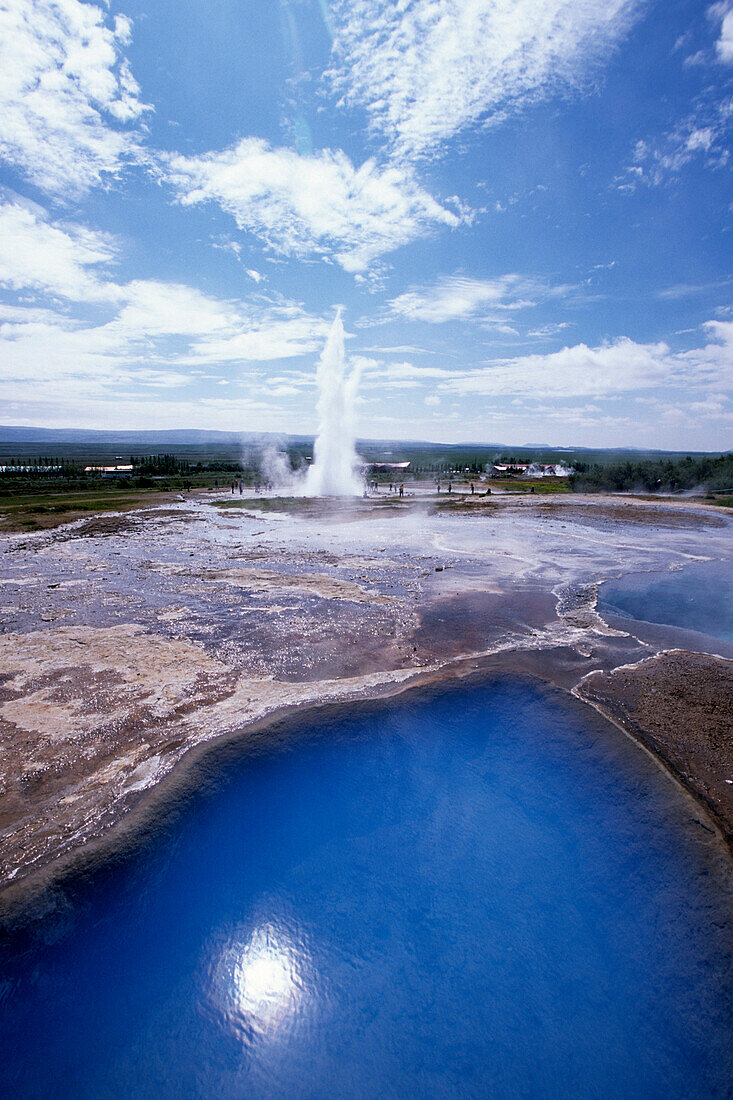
[
  {"xmin": 1, "ymin": 681, "xmax": 731, "ymax": 1098},
  {"xmin": 599, "ymin": 559, "xmax": 733, "ymax": 646}
]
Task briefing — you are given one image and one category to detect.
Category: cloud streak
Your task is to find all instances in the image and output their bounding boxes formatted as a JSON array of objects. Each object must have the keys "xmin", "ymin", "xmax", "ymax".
[
  {"xmin": 329, "ymin": 0, "xmax": 645, "ymax": 158},
  {"xmin": 389, "ymin": 274, "xmax": 569, "ymax": 323}
]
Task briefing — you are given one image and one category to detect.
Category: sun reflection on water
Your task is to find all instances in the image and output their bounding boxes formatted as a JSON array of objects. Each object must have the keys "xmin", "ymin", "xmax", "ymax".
[{"xmin": 208, "ymin": 921, "xmax": 312, "ymax": 1042}]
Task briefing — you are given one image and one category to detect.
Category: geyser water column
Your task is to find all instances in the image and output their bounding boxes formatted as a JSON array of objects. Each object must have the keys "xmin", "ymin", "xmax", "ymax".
[{"xmin": 304, "ymin": 310, "xmax": 362, "ymax": 496}]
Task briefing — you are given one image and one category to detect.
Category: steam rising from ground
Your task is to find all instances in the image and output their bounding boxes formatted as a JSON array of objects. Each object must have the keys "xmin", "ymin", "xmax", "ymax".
[
  {"xmin": 259, "ymin": 443, "xmax": 297, "ymax": 489},
  {"xmin": 303, "ymin": 310, "xmax": 362, "ymax": 497},
  {"xmin": 240, "ymin": 440, "xmax": 301, "ymax": 492}
]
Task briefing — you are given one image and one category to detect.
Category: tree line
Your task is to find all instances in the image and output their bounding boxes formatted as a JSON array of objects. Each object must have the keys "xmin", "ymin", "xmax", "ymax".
[{"xmin": 570, "ymin": 453, "xmax": 733, "ymax": 493}]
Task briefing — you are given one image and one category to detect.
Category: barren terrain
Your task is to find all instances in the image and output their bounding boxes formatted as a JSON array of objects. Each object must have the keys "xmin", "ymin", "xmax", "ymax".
[{"xmin": 1, "ymin": 489, "xmax": 731, "ymax": 913}]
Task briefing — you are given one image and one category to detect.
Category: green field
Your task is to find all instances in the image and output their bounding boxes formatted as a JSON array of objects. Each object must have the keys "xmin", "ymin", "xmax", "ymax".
[{"xmin": 0, "ymin": 486, "xmax": 207, "ymax": 532}]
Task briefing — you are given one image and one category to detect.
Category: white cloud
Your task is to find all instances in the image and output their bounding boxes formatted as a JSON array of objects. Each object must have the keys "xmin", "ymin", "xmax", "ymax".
[
  {"xmin": 389, "ymin": 274, "xmax": 566, "ymax": 323},
  {"xmin": 0, "ymin": 295, "xmax": 330, "ymax": 389},
  {"xmin": 685, "ymin": 127, "xmax": 715, "ymax": 151},
  {"xmin": 682, "ymin": 319, "xmax": 733, "ymax": 383},
  {"xmin": 526, "ymin": 322, "xmax": 574, "ymax": 337},
  {"xmin": 328, "ymin": 0, "xmax": 644, "ymax": 158},
  {"xmin": 619, "ymin": 100, "xmax": 732, "ymax": 188},
  {"xmin": 480, "ymin": 321, "xmax": 520, "ymax": 336},
  {"xmin": 356, "ymin": 357, "xmax": 452, "ymax": 388},
  {"xmin": 0, "ymin": 0, "xmax": 150, "ymax": 195},
  {"xmin": 0, "ymin": 314, "xmax": 124, "ymax": 384},
  {"xmin": 0, "ymin": 200, "xmax": 329, "ymax": 375},
  {"xmin": 687, "ymin": 392, "xmax": 730, "ymax": 416},
  {"xmin": 111, "ymin": 281, "xmax": 238, "ymax": 338},
  {"xmin": 710, "ymin": 2, "xmax": 733, "ymax": 62},
  {"xmin": 182, "ymin": 312, "xmax": 330, "ymax": 364},
  {"xmin": 443, "ymin": 324, "xmax": 733, "ymax": 398},
  {"xmin": 0, "ymin": 302, "xmax": 64, "ymax": 324},
  {"xmin": 0, "ymin": 203, "xmax": 332, "ymax": 411},
  {"xmin": 166, "ymin": 138, "xmax": 462, "ymax": 271},
  {"xmin": 720, "ymin": 13, "xmax": 733, "ymax": 61},
  {"xmin": 656, "ymin": 280, "xmax": 733, "ymax": 300},
  {"xmin": 446, "ymin": 339, "xmax": 670, "ymax": 397},
  {"xmin": 210, "ymin": 235, "xmax": 242, "ymax": 258},
  {"xmin": 0, "ymin": 388, "xmax": 305, "ymax": 432},
  {"xmin": 0, "ymin": 200, "xmax": 119, "ymax": 302}
]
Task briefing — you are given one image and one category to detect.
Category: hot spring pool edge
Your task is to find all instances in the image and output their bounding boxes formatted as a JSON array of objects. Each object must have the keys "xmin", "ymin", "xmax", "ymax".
[{"xmin": 1, "ymin": 643, "xmax": 731, "ymax": 935}]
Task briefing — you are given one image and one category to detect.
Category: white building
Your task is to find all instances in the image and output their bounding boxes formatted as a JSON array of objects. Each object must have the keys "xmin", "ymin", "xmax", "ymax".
[{"xmin": 84, "ymin": 465, "xmax": 134, "ymax": 478}]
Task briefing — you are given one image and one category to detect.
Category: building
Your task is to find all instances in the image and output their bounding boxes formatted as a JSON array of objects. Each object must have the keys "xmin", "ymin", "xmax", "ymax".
[
  {"xmin": 525, "ymin": 462, "xmax": 575, "ymax": 478},
  {"xmin": 489, "ymin": 463, "xmax": 530, "ymax": 476},
  {"xmin": 0, "ymin": 465, "xmax": 62, "ymax": 473},
  {"xmin": 84, "ymin": 465, "xmax": 134, "ymax": 478},
  {"xmin": 363, "ymin": 461, "xmax": 411, "ymax": 472}
]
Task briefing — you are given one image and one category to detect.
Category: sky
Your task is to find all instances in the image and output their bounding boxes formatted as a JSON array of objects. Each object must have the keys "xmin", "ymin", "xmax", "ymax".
[{"xmin": 0, "ymin": 0, "xmax": 732, "ymax": 449}]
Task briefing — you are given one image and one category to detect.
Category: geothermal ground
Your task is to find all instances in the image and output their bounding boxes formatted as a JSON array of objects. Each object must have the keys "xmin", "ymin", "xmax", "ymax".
[{"xmin": 0, "ymin": 489, "xmax": 731, "ymax": 914}]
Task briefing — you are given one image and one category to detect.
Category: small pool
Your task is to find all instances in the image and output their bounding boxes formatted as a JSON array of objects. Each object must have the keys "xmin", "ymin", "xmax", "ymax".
[
  {"xmin": 1, "ymin": 681, "xmax": 731, "ymax": 1099},
  {"xmin": 599, "ymin": 559, "xmax": 733, "ymax": 645}
]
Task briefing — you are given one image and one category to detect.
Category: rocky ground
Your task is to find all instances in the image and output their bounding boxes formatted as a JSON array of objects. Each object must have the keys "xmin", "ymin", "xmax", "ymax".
[
  {"xmin": 0, "ymin": 489, "xmax": 731, "ymax": 914},
  {"xmin": 577, "ymin": 649, "xmax": 733, "ymax": 845}
]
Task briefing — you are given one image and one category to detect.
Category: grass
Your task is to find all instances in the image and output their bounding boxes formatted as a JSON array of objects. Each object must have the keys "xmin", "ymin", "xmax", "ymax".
[
  {"xmin": 0, "ymin": 486, "xmax": 201, "ymax": 532},
  {"xmin": 488, "ymin": 477, "xmax": 571, "ymax": 494}
]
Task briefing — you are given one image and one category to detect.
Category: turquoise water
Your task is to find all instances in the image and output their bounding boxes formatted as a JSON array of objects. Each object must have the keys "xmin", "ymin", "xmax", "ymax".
[
  {"xmin": 0, "ymin": 680, "xmax": 731, "ymax": 1098},
  {"xmin": 599, "ymin": 560, "xmax": 733, "ymax": 644}
]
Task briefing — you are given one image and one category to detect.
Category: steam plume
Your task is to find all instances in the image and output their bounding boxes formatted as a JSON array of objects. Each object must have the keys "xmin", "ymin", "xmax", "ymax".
[{"xmin": 304, "ymin": 309, "xmax": 362, "ymax": 496}]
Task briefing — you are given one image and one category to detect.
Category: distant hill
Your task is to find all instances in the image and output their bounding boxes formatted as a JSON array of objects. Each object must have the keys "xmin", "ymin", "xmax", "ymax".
[
  {"xmin": 0, "ymin": 425, "xmax": 727, "ymax": 468},
  {"xmin": 0, "ymin": 426, "xmax": 299, "ymax": 445}
]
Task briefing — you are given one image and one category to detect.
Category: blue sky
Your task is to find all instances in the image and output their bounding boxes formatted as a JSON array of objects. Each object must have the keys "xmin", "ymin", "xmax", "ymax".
[{"xmin": 0, "ymin": 0, "xmax": 731, "ymax": 448}]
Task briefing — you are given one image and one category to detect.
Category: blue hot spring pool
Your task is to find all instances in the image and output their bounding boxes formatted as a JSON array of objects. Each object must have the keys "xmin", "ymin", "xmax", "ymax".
[
  {"xmin": 1, "ymin": 680, "xmax": 731, "ymax": 1099},
  {"xmin": 599, "ymin": 559, "xmax": 733, "ymax": 646}
]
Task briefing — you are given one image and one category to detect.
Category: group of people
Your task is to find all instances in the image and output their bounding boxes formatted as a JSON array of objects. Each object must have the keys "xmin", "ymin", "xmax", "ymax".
[
  {"xmin": 364, "ymin": 481, "xmax": 405, "ymax": 497},
  {"xmin": 361, "ymin": 478, "xmax": 492, "ymax": 498},
  {"xmin": 228, "ymin": 476, "xmax": 490, "ymax": 498},
  {"xmin": 436, "ymin": 480, "xmax": 491, "ymax": 496},
  {"xmin": 230, "ymin": 479, "xmax": 274, "ymax": 494}
]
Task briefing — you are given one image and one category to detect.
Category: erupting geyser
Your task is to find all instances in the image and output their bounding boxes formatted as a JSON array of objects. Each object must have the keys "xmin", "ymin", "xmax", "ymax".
[{"xmin": 304, "ymin": 309, "xmax": 362, "ymax": 496}]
